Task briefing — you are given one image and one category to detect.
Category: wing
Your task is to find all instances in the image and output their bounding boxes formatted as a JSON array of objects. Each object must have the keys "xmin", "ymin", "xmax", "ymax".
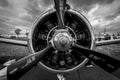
[
  {"xmin": 0, "ymin": 38, "xmax": 27, "ymax": 46},
  {"xmin": 1, "ymin": 37, "xmax": 120, "ymax": 47},
  {"xmin": 96, "ymin": 39, "xmax": 120, "ymax": 46}
]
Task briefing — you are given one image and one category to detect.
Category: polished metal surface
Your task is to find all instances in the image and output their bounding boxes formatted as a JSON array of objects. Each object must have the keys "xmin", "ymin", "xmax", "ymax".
[
  {"xmin": 28, "ymin": 9, "xmax": 95, "ymax": 72},
  {"xmin": 0, "ymin": 38, "xmax": 27, "ymax": 46},
  {"xmin": 51, "ymin": 29, "xmax": 74, "ymax": 51}
]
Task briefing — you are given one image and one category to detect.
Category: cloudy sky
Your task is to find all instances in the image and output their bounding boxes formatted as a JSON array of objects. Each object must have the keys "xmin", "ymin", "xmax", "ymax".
[{"xmin": 0, "ymin": 0, "xmax": 120, "ymax": 35}]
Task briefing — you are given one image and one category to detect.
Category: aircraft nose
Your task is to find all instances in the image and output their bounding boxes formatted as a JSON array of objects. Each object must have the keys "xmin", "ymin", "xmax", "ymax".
[
  {"xmin": 51, "ymin": 30, "xmax": 74, "ymax": 51},
  {"xmin": 59, "ymin": 36, "xmax": 69, "ymax": 46}
]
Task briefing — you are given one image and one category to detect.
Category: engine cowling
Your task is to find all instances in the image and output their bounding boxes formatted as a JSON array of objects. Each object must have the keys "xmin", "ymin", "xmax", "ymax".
[{"xmin": 28, "ymin": 9, "xmax": 95, "ymax": 73}]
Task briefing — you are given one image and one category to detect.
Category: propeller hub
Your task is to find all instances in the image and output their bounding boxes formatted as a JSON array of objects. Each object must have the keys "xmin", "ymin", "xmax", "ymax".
[{"xmin": 51, "ymin": 29, "xmax": 73, "ymax": 51}]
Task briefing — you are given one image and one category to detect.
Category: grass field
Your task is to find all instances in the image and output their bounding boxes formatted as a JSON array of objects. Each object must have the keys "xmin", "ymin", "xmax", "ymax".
[
  {"xmin": 0, "ymin": 43, "xmax": 120, "ymax": 80},
  {"xmin": 0, "ymin": 43, "xmax": 29, "ymax": 63},
  {"xmin": 96, "ymin": 43, "xmax": 120, "ymax": 60}
]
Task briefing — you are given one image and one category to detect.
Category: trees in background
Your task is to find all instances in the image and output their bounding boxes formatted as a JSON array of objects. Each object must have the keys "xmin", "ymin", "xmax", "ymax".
[
  {"xmin": 14, "ymin": 28, "xmax": 21, "ymax": 37},
  {"xmin": 25, "ymin": 32, "xmax": 29, "ymax": 37}
]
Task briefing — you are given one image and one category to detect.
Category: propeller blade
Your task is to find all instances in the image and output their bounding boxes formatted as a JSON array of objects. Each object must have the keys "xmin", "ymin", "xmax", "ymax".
[
  {"xmin": 54, "ymin": 0, "xmax": 66, "ymax": 28},
  {"xmin": 7, "ymin": 45, "xmax": 53, "ymax": 80},
  {"xmin": 72, "ymin": 43, "xmax": 120, "ymax": 79}
]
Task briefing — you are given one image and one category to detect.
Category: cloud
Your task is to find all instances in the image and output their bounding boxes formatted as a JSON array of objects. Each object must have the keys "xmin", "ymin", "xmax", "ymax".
[
  {"xmin": 0, "ymin": 0, "xmax": 10, "ymax": 7},
  {"xmin": 0, "ymin": 0, "xmax": 54, "ymax": 34},
  {"xmin": 89, "ymin": 0, "xmax": 120, "ymax": 18},
  {"xmin": 83, "ymin": 0, "xmax": 120, "ymax": 33},
  {"xmin": 69, "ymin": 0, "xmax": 115, "ymax": 11},
  {"xmin": 0, "ymin": 21, "xmax": 14, "ymax": 34},
  {"xmin": 7, "ymin": 0, "xmax": 29, "ymax": 17},
  {"xmin": 107, "ymin": 15, "xmax": 120, "ymax": 30},
  {"xmin": 26, "ymin": 0, "xmax": 53, "ymax": 17},
  {"xmin": 0, "ymin": 0, "xmax": 120, "ymax": 34}
]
